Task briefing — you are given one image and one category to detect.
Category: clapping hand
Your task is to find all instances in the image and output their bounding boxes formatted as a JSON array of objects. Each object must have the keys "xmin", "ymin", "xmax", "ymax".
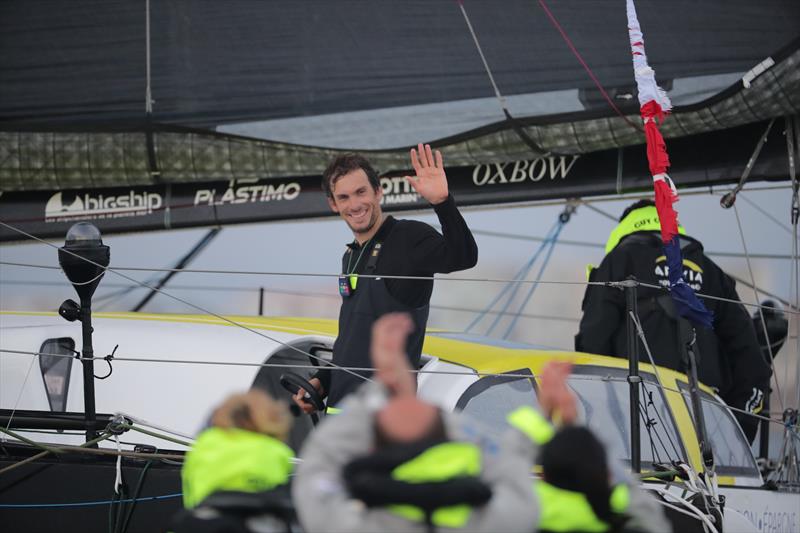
[
  {"xmin": 538, "ymin": 361, "xmax": 577, "ymax": 426},
  {"xmin": 371, "ymin": 313, "xmax": 416, "ymax": 397},
  {"xmin": 406, "ymin": 143, "xmax": 449, "ymax": 205}
]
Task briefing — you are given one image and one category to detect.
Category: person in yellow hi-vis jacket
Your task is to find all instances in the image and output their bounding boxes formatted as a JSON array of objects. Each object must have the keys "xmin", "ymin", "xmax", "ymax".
[
  {"xmin": 506, "ymin": 362, "xmax": 671, "ymax": 533},
  {"xmin": 167, "ymin": 390, "xmax": 297, "ymax": 533}
]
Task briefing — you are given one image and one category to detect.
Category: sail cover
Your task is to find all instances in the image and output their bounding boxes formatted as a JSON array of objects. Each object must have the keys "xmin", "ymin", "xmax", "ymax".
[{"xmin": 0, "ymin": 1, "xmax": 798, "ymax": 240}]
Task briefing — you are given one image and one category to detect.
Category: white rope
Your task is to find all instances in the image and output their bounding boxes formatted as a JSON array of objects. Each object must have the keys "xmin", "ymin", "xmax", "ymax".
[
  {"xmin": 65, "ymin": 269, "xmax": 106, "ymax": 286},
  {"xmin": 651, "ymin": 486, "xmax": 719, "ymax": 533},
  {"xmin": 652, "ymin": 497, "xmax": 714, "ymax": 533},
  {"xmin": 114, "ymin": 435, "xmax": 123, "ymax": 494},
  {"xmin": 656, "ymin": 500, "xmax": 710, "ymax": 530}
]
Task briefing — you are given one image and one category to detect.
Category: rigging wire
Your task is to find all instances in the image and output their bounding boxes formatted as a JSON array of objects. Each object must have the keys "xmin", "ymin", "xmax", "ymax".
[
  {"xmin": 0, "ymin": 431, "xmax": 113, "ymax": 476},
  {"xmin": 0, "ymin": 347, "xmax": 789, "ymax": 428},
  {"xmin": 650, "ymin": 488, "xmax": 719, "ymax": 533},
  {"xmin": 0, "ymin": 279, "xmax": 584, "ymax": 324},
  {"xmin": 789, "ymin": 115, "xmax": 800, "ymax": 411},
  {"xmin": 0, "ymin": 220, "xmax": 374, "ymax": 387},
  {"xmin": 0, "ymin": 494, "xmax": 182, "ymax": 509},
  {"xmin": 629, "ymin": 311, "xmax": 684, "ymax": 460},
  {"xmin": 730, "ymin": 202, "xmax": 785, "ymax": 412},
  {"xmin": 2, "ymin": 352, "xmax": 37, "ymax": 440},
  {"xmin": 456, "ymin": 0, "xmax": 548, "ymax": 155},
  {"xmin": 536, "ymin": 0, "xmax": 640, "ymax": 132},
  {"xmin": 482, "ymin": 219, "xmax": 562, "ymax": 335},
  {"xmin": 578, "ymin": 200, "xmax": 618, "ymax": 222},
  {"xmin": 738, "ymin": 193, "xmax": 795, "ymax": 236},
  {"xmin": 1, "ymin": 259, "xmax": 796, "ymax": 316},
  {"xmin": 503, "ymin": 218, "xmax": 566, "ymax": 338}
]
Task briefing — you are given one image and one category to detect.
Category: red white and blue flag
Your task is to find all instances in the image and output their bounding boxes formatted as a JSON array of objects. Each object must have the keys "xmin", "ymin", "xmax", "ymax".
[{"xmin": 626, "ymin": 0, "xmax": 713, "ymax": 328}]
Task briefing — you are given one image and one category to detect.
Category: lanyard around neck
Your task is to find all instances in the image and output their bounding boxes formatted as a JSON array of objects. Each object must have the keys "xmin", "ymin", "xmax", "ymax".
[{"xmin": 345, "ymin": 238, "xmax": 372, "ymax": 275}]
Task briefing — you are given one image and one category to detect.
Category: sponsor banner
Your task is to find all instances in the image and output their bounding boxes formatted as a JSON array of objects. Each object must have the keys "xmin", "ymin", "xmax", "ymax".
[{"xmin": 0, "ymin": 123, "xmax": 788, "ymax": 242}]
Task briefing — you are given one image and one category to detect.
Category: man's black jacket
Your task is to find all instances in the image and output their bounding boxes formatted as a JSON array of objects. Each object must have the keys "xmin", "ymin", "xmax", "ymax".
[{"xmin": 575, "ymin": 231, "xmax": 771, "ymax": 441}]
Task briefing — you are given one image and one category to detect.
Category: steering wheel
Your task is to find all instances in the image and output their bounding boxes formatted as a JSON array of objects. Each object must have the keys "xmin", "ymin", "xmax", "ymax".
[{"xmin": 280, "ymin": 372, "xmax": 326, "ymax": 412}]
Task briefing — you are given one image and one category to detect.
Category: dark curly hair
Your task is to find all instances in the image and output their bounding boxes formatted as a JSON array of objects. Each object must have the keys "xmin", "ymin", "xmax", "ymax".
[{"xmin": 322, "ymin": 153, "xmax": 380, "ymax": 198}]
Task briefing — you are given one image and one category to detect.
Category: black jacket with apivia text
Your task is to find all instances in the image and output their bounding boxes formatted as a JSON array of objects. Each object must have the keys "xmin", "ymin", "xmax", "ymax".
[{"xmin": 576, "ymin": 231, "xmax": 771, "ymax": 441}]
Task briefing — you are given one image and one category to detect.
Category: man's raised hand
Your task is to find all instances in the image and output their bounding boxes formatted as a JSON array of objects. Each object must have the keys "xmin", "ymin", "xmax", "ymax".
[{"xmin": 406, "ymin": 143, "xmax": 449, "ymax": 205}]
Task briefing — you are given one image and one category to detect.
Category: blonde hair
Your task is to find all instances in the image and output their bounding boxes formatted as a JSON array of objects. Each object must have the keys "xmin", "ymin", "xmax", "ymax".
[{"xmin": 210, "ymin": 389, "xmax": 291, "ymax": 442}]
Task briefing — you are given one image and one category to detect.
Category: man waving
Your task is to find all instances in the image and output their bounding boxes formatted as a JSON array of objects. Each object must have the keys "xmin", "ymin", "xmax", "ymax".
[{"xmin": 294, "ymin": 144, "xmax": 478, "ymax": 412}]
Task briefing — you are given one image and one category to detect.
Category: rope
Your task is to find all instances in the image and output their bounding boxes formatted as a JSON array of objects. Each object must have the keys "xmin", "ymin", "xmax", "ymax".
[
  {"xmin": 652, "ymin": 497, "xmax": 716, "ymax": 533},
  {"xmin": 579, "ymin": 201, "xmax": 617, "ymax": 222},
  {"xmin": 536, "ymin": 0, "xmax": 640, "ymax": 132},
  {"xmin": 0, "ymin": 347, "xmax": 789, "ymax": 428},
  {"xmin": 639, "ymin": 469, "xmax": 681, "ymax": 480},
  {"xmin": 456, "ymin": 0, "xmax": 503, "ymax": 104},
  {"xmin": 731, "ymin": 202, "xmax": 785, "ymax": 412},
  {"xmin": 650, "ymin": 487, "xmax": 719, "ymax": 533},
  {"xmin": 457, "ymin": 0, "xmax": 548, "ymax": 155},
  {"xmin": 3, "ymin": 353, "xmax": 37, "ymax": 439},
  {"xmin": 2, "ymin": 259, "xmax": 795, "ymax": 315},
  {"xmin": 503, "ymin": 221, "xmax": 564, "ymax": 338},
  {"xmin": 738, "ymin": 194, "xmax": 794, "ymax": 235},
  {"xmin": 485, "ymin": 220, "xmax": 561, "ymax": 335},
  {"xmin": 632, "ymin": 279, "xmax": 800, "ymax": 315},
  {"xmin": 47, "ymin": 444, "xmax": 183, "ymax": 462},
  {"xmin": 0, "ymin": 427, "xmax": 63, "ymax": 455},
  {"xmin": 465, "ymin": 222, "xmax": 558, "ymax": 332},
  {"xmin": 789, "ymin": 115, "xmax": 800, "ymax": 411},
  {"xmin": 68, "ymin": 270, "xmax": 107, "ymax": 286},
  {"xmin": 0, "ymin": 431, "xmax": 112, "ymax": 476},
  {"xmin": 629, "ymin": 306, "xmax": 689, "ymax": 467},
  {"xmin": 116, "ymin": 413, "xmax": 196, "ymax": 442},
  {"xmin": 641, "ymin": 382, "xmax": 684, "ymax": 465},
  {"xmin": 0, "ymin": 493, "xmax": 182, "ymax": 509},
  {"xmin": 117, "ymin": 423, "xmax": 192, "ymax": 448},
  {"xmin": 0, "ymin": 220, "xmax": 374, "ymax": 387}
]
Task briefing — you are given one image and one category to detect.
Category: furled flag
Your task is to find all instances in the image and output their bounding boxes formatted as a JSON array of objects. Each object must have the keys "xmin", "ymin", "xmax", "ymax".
[{"xmin": 626, "ymin": 0, "xmax": 713, "ymax": 329}]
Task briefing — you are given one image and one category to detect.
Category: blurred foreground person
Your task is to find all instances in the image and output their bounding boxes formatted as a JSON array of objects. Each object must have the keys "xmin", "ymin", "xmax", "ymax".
[
  {"xmin": 507, "ymin": 362, "xmax": 671, "ymax": 533},
  {"xmin": 168, "ymin": 390, "xmax": 297, "ymax": 533},
  {"xmin": 293, "ymin": 313, "xmax": 537, "ymax": 532}
]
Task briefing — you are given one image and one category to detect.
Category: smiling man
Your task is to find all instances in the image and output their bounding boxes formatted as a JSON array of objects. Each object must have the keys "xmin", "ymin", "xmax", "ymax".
[{"xmin": 293, "ymin": 145, "xmax": 477, "ymax": 413}]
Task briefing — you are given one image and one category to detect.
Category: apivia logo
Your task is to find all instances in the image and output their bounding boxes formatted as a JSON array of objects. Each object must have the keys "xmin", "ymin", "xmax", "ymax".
[
  {"xmin": 380, "ymin": 176, "xmax": 419, "ymax": 206},
  {"xmin": 654, "ymin": 256, "xmax": 704, "ymax": 292},
  {"xmin": 44, "ymin": 191, "xmax": 163, "ymax": 222},
  {"xmin": 472, "ymin": 156, "xmax": 580, "ymax": 186}
]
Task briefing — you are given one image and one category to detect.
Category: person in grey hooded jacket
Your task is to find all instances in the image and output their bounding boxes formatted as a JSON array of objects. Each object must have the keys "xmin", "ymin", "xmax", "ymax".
[{"xmin": 292, "ymin": 313, "xmax": 539, "ymax": 533}]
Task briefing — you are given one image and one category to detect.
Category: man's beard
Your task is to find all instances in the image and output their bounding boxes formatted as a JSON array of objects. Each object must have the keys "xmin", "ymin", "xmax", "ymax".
[{"xmin": 348, "ymin": 209, "xmax": 380, "ymax": 235}]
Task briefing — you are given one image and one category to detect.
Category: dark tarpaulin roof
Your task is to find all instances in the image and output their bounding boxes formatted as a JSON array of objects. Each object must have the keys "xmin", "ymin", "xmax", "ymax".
[
  {"xmin": 0, "ymin": 0, "xmax": 798, "ymax": 193},
  {"xmin": 1, "ymin": 0, "xmax": 798, "ymax": 126}
]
